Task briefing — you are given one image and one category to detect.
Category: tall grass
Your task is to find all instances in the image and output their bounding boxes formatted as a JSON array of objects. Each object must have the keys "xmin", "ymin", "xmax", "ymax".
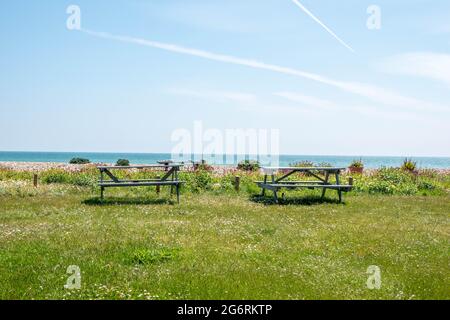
[{"xmin": 1, "ymin": 167, "xmax": 448, "ymax": 197}]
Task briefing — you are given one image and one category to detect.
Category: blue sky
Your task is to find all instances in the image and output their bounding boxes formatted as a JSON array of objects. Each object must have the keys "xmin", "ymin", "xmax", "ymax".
[{"xmin": 1, "ymin": 0, "xmax": 449, "ymax": 156}]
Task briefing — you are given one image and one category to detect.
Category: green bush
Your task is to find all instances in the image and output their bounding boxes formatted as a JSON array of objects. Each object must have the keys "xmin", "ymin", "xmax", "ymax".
[
  {"xmin": 349, "ymin": 159, "xmax": 364, "ymax": 168},
  {"xmin": 291, "ymin": 160, "xmax": 315, "ymax": 168},
  {"xmin": 40, "ymin": 169, "xmax": 71, "ymax": 184},
  {"xmin": 317, "ymin": 162, "xmax": 333, "ymax": 168},
  {"xmin": 116, "ymin": 159, "xmax": 130, "ymax": 166},
  {"xmin": 71, "ymin": 173, "xmax": 96, "ymax": 187},
  {"xmin": 237, "ymin": 160, "xmax": 260, "ymax": 172},
  {"xmin": 376, "ymin": 167, "xmax": 412, "ymax": 184},
  {"xmin": 69, "ymin": 158, "xmax": 90, "ymax": 164},
  {"xmin": 0, "ymin": 169, "xmax": 33, "ymax": 181},
  {"xmin": 181, "ymin": 169, "xmax": 213, "ymax": 193},
  {"xmin": 351, "ymin": 167, "xmax": 441, "ymax": 195},
  {"xmin": 402, "ymin": 158, "xmax": 417, "ymax": 172},
  {"xmin": 195, "ymin": 162, "xmax": 214, "ymax": 172}
]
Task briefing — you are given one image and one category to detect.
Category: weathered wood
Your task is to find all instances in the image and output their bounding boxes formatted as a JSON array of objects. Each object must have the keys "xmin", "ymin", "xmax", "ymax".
[
  {"xmin": 261, "ymin": 175, "xmax": 267, "ymax": 196},
  {"xmin": 256, "ymin": 180, "xmax": 325, "ymax": 184},
  {"xmin": 156, "ymin": 176, "xmax": 161, "ymax": 194},
  {"xmin": 157, "ymin": 160, "xmax": 173, "ymax": 172},
  {"xmin": 234, "ymin": 176, "xmax": 240, "ymax": 192},
  {"xmin": 33, "ymin": 174, "xmax": 38, "ymax": 188},
  {"xmin": 99, "ymin": 181, "xmax": 183, "ymax": 187},
  {"xmin": 102, "ymin": 169, "xmax": 119, "ymax": 183},
  {"xmin": 321, "ymin": 171, "xmax": 330, "ymax": 199},
  {"xmin": 98, "ymin": 179, "xmax": 161, "ymax": 183},
  {"xmin": 257, "ymin": 166, "xmax": 351, "ymax": 203},
  {"xmin": 263, "ymin": 166, "xmax": 346, "ymax": 171},
  {"xmin": 257, "ymin": 183, "xmax": 352, "ymax": 190},
  {"xmin": 335, "ymin": 172, "xmax": 342, "ymax": 203},
  {"xmin": 97, "ymin": 164, "xmax": 184, "ymax": 203},
  {"xmin": 161, "ymin": 167, "xmax": 176, "ymax": 182},
  {"xmin": 97, "ymin": 164, "xmax": 182, "ymax": 170}
]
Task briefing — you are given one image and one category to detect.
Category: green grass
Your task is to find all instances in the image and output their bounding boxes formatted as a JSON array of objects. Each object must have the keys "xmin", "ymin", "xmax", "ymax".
[{"xmin": 0, "ymin": 182, "xmax": 449, "ymax": 300}]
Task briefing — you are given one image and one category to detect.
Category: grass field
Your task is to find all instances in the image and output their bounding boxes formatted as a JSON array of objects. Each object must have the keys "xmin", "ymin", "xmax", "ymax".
[{"xmin": 0, "ymin": 182, "xmax": 449, "ymax": 300}]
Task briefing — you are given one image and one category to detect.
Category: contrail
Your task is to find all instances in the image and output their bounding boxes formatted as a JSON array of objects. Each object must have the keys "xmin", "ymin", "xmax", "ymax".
[
  {"xmin": 80, "ymin": 29, "xmax": 335, "ymax": 86},
  {"xmin": 291, "ymin": 0, "xmax": 355, "ymax": 53},
  {"xmin": 78, "ymin": 28, "xmax": 443, "ymax": 111}
]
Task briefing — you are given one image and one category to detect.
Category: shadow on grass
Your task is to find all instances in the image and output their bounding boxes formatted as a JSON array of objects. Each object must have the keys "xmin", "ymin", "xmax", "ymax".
[
  {"xmin": 83, "ymin": 197, "xmax": 176, "ymax": 206},
  {"xmin": 249, "ymin": 194, "xmax": 344, "ymax": 206}
]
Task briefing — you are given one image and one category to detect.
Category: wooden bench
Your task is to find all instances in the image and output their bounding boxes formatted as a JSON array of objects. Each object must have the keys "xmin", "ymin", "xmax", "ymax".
[
  {"xmin": 97, "ymin": 164, "xmax": 184, "ymax": 203},
  {"xmin": 256, "ymin": 167, "xmax": 353, "ymax": 203}
]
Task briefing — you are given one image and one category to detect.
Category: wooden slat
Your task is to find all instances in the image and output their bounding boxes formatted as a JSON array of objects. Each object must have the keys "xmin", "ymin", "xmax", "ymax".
[
  {"xmin": 98, "ymin": 179, "xmax": 162, "ymax": 183},
  {"xmin": 97, "ymin": 164, "xmax": 183, "ymax": 170},
  {"xmin": 255, "ymin": 180, "xmax": 324, "ymax": 184},
  {"xmin": 99, "ymin": 181, "xmax": 184, "ymax": 188},
  {"xmin": 257, "ymin": 183, "xmax": 352, "ymax": 190},
  {"xmin": 261, "ymin": 166, "xmax": 346, "ymax": 171}
]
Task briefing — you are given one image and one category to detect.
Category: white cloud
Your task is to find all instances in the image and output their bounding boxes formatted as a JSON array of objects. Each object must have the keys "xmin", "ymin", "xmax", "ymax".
[
  {"xmin": 80, "ymin": 29, "xmax": 445, "ymax": 112},
  {"xmin": 379, "ymin": 52, "xmax": 450, "ymax": 87}
]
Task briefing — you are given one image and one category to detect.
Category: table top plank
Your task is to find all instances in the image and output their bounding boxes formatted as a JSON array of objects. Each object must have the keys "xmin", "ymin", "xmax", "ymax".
[
  {"xmin": 262, "ymin": 166, "xmax": 346, "ymax": 171},
  {"xmin": 97, "ymin": 164, "xmax": 183, "ymax": 170}
]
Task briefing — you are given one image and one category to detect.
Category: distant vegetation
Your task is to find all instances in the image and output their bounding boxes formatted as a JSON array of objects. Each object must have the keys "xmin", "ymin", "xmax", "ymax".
[
  {"xmin": 116, "ymin": 159, "xmax": 130, "ymax": 166},
  {"xmin": 69, "ymin": 158, "xmax": 90, "ymax": 164},
  {"xmin": 237, "ymin": 160, "xmax": 260, "ymax": 172},
  {"xmin": 349, "ymin": 159, "xmax": 364, "ymax": 168},
  {"xmin": 291, "ymin": 160, "xmax": 315, "ymax": 168},
  {"xmin": 402, "ymin": 158, "xmax": 417, "ymax": 172}
]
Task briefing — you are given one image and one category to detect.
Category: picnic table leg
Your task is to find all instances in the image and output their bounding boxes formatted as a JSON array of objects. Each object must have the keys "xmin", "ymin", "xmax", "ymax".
[
  {"xmin": 271, "ymin": 175, "xmax": 279, "ymax": 203},
  {"xmin": 321, "ymin": 171, "xmax": 330, "ymax": 199},
  {"xmin": 176, "ymin": 184, "xmax": 180, "ymax": 204},
  {"xmin": 100, "ymin": 186, "xmax": 104, "ymax": 200},
  {"xmin": 170, "ymin": 171, "xmax": 174, "ymax": 195},
  {"xmin": 335, "ymin": 172, "xmax": 342, "ymax": 203},
  {"xmin": 261, "ymin": 175, "xmax": 267, "ymax": 196}
]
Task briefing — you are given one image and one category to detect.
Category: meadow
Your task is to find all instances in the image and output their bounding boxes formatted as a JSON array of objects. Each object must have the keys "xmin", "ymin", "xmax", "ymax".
[{"xmin": 0, "ymin": 166, "xmax": 449, "ymax": 300}]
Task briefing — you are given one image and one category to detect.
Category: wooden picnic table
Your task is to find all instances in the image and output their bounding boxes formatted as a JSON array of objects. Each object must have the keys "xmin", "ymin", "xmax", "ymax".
[
  {"xmin": 256, "ymin": 166, "xmax": 352, "ymax": 203},
  {"xmin": 97, "ymin": 164, "xmax": 184, "ymax": 203}
]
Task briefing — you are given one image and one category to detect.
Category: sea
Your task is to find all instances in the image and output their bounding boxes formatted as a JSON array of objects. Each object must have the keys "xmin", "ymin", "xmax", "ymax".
[{"xmin": 1, "ymin": 151, "xmax": 450, "ymax": 169}]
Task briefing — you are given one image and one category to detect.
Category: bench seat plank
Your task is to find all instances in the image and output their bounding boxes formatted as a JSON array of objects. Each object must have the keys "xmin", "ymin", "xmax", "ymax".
[
  {"xmin": 257, "ymin": 183, "xmax": 352, "ymax": 191},
  {"xmin": 100, "ymin": 181, "xmax": 184, "ymax": 188}
]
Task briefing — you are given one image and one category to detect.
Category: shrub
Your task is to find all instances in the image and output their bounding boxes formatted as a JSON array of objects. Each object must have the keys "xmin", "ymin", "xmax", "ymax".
[
  {"xmin": 71, "ymin": 173, "xmax": 96, "ymax": 187},
  {"xmin": 40, "ymin": 169, "xmax": 71, "ymax": 184},
  {"xmin": 116, "ymin": 159, "xmax": 130, "ymax": 166},
  {"xmin": 0, "ymin": 169, "xmax": 33, "ymax": 181},
  {"xmin": 237, "ymin": 160, "xmax": 260, "ymax": 172},
  {"xmin": 376, "ymin": 167, "xmax": 412, "ymax": 185},
  {"xmin": 349, "ymin": 159, "xmax": 364, "ymax": 168},
  {"xmin": 69, "ymin": 158, "xmax": 90, "ymax": 164},
  {"xmin": 192, "ymin": 160, "xmax": 214, "ymax": 172},
  {"xmin": 317, "ymin": 162, "xmax": 333, "ymax": 168},
  {"xmin": 182, "ymin": 169, "xmax": 213, "ymax": 193},
  {"xmin": 402, "ymin": 158, "xmax": 417, "ymax": 172},
  {"xmin": 291, "ymin": 160, "xmax": 314, "ymax": 168},
  {"xmin": 365, "ymin": 180, "xmax": 396, "ymax": 195},
  {"xmin": 417, "ymin": 179, "xmax": 439, "ymax": 192},
  {"xmin": 352, "ymin": 167, "xmax": 431, "ymax": 195}
]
